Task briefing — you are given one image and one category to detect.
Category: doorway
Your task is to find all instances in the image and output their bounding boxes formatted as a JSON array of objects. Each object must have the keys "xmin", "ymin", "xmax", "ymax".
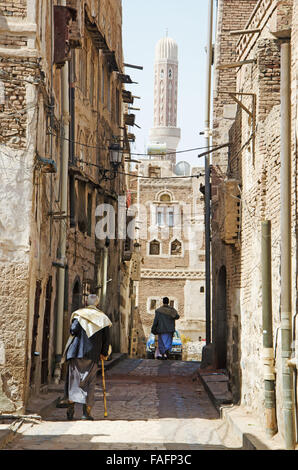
[
  {"xmin": 30, "ymin": 280, "xmax": 42, "ymax": 385},
  {"xmin": 72, "ymin": 278, "xmax": 82, "ymax": 313},
  {"xmin": 41, "ymin": 277, "xmax": 52, "ymax": 385},
  {"xmin": 215, "ymin": 266, "xmax": 227, "ymax": 369}
]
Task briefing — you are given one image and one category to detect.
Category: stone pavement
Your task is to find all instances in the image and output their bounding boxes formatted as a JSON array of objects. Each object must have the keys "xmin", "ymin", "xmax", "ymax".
[
  {"xmin": 2, "ymin": 356, "xmax": 243, "ymax": 451},
  {"xmin": 0, "ymin": 355, "xmax": 292, "ymax": 451}
]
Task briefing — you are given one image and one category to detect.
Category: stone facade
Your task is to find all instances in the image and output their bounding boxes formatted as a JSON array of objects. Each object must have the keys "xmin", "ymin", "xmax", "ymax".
[
  {"xmin": 0, "ymin": 0, "xmax": 135, "ymax": 413},
  {"xmin": 211, "ymin": 0, "xmax": 298, "ymax": 442},
  {"xmin": 130, "ymin": 160, "xmax": 206, "ymax": 354},
  {"xmin": 129, "ymin": 35, "xmax": 206, "ymax": 356}
]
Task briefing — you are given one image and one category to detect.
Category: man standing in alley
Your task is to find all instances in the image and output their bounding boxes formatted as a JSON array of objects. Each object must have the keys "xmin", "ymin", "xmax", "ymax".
[
  {"xmin": 151, "ymin": 297, "xmax": 180, "ymax": 360},
  {"xmin": 62, "ymin": 294, "xmax": 112, "ymax": 421}
]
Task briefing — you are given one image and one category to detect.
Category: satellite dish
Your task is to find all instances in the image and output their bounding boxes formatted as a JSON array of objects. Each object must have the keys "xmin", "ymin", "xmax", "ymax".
[{"xmin": 175, "ymin": 161, "xmax": 191, "ymax": 176}]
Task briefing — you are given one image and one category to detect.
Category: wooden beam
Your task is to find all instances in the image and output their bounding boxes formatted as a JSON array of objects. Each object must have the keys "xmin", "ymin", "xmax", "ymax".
[
  {"xmin": 229, "ymin": 93, "xmax": 253, "ymax": 118},
  {"xmin": 124, "ymin": 63, "xmax": 143, "ymax": 70},
  {"xmin": 229, "ymin": 29, "xmax": 261, "ymax": 35},
  {"xmin": 217, "ymin": 59, "xmax": 255, "ymax": 70}
]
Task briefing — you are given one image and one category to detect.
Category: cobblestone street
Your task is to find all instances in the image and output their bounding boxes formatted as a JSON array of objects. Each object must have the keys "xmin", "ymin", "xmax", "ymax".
[{"xmin": 4, "ymin": 358, "xmax": 243, "ymax": 451}]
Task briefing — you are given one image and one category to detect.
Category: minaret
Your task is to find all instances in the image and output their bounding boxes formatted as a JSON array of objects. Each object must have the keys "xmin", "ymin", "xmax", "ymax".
[{"xmin": 149, "ymin": 36, "xmax": 181, "ymax": 164}]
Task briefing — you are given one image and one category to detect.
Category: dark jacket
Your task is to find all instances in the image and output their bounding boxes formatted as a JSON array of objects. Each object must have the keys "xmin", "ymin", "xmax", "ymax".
[
  {"xmin": 151, "ymin": 305, "xmax": 180, "ymax": 335},
  {"xmin": 66, "ymin": 319, "xmax": 110, "ymax": 363}
]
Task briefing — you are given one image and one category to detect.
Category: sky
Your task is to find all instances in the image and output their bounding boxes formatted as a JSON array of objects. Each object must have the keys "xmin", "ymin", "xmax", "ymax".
[{"xmin": 122, "ymin": 0, "xmax": 213, "ymax": 168}]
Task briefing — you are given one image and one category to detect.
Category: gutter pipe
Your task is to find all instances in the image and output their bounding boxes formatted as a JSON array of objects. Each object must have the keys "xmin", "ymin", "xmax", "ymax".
[
  {"xmin": 204, "ymin": 0, "xmax": 214, "ymax": 346},
  {"xmin": 261, "ymin": 220, "xmax": 277, "ymax": 437},
  {"xmin": 54, "ymin": 0, "xmax": 70, "ymax": 383},
  {"xmin": 280, "ymin": 40, "xmax": 296, "ymax": 450}
]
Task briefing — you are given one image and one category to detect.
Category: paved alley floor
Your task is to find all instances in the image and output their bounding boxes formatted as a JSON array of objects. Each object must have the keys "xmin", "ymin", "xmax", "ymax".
[{"xmin": 4, "ymin": 358, "xmax": 244, "ymax": 451}]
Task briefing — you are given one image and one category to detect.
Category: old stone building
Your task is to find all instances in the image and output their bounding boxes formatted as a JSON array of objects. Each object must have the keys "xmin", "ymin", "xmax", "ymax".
[
  {"xmin": 0, "ymin": 0, "xmax": 136, "ymax": 413},
  {"xmin": 126, "ymin": 37, "xmax": 206, "ymax": 357},
  {"xmin": 211, "ymin": 0, "xmax": 298, "ymax": 448},
  {"xmin": 131, "ymin": 160, "xmax": 206, "ymax": 353}
]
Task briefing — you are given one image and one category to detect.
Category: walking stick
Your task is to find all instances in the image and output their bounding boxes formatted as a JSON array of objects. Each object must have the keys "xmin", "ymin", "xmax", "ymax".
[{"xmin": 101, "ymin": 358, "xmax": 108, "ymax": 417}]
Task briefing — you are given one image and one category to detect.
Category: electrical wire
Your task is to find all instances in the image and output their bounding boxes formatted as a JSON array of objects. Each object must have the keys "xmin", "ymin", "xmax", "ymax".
[
  {"xmin": 47, "ymin": 130, "xmax": 226, "ymax": 157},
  {"xmin": 74, "ymin": 157, "xmax": 204, "ymax": 180}
]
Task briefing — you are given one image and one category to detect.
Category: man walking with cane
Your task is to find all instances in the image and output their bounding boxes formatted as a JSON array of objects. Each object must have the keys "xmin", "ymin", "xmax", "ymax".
[{"xmin": 62, "ymin": 294, "xmax": 112, "ymax": 421}]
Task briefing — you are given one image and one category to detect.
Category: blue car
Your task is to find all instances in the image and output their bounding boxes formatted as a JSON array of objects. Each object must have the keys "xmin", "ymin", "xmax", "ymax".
[{"xmin": 146, "ymin": 330, "xmax": 183, "ymax": 360}]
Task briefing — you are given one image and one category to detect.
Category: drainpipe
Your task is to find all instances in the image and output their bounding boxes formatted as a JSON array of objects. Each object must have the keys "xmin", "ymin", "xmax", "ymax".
[
  {"xmin": 53, "ymin": 8, "xmax": 70, "ymax": 382},
  {"xmin": 261, "ymin": 220, "xmax": 277, "ymax": 437},
  {"xmin": 280, "ymin": 40, "xmax": 296, "ymax": 450},
  {"xmin": 204, "ymin": 0, "xmax": 214, "ymax": 346},
  {"xmin": 101, "ymin": 246, "xmax": 109, "ymax": 310}
]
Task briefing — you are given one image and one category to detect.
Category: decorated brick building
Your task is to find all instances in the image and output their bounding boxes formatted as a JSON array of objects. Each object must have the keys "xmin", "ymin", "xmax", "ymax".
[{"xmin": 127, "ymin": 37, "xmax": 206, "ymax": 356}]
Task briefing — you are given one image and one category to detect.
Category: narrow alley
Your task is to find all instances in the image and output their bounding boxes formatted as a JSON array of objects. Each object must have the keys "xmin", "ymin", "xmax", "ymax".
[{"xmin": 4, "ymin": 358, "xmax": 243, "ymax": 451}]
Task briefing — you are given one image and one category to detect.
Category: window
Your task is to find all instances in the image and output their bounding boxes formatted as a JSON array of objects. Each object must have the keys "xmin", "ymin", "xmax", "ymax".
[
  {"xmin": 159, "ymin": 193, "xmax": 171, "ymax": 202},
  {"xmin": 69, "ymin": 175, "xmax": 76, "ymax": 228},
  {"xmin": 149, "ymin": 166, "xmax": 161, "ymax": 178},
  {"xmin": 200, "ymin": 286, "xmax": 204, "ymax": 293},
  {"xmin": 101, "ymin": 64, "xmax": 105, "ymax": 103},
  {"xmin": 171, "ymin": 239, "xmax": 182, "ymax": 255},
  {"xmin": 160, "ymin": 69, "xmax": 164, "ymax": 79},
  {"xmin": 148, "ymin": 297, "xmax": 160, "ymax": 314},
  {"xmin": 156, "ymin": 209, "xmax": 164, "ymax": 226},
  {"xmin": 149, "ymin": 239, "xmax": 160, "ymax": 255},
  {"xmin": 168, "ymin": 209, "xmax": 174, "ymax": 227},
  {"xmin": 107, "ymin": 74, "xmax": 111, "ymax": 112},
  {"xmin": 90, "ymin": 55, "xmax": 95, "ymax": 106},
  {"xmin": 87, "ymin": 192, "xmax": 93, "ymax": 237},
  {"xmin": 80, "ymin": 43, "xmax": 87, "ymax": 96},
  {"xmin": 168, "ymin": 68, "xmax": 172, "ymax": 79},
  {"xmin": 116, "ymin": 88, "xmax": 120, "ymax": 125},
  {"xmin": 156, "ymin": 207, "xmax": 174, "ymax": 227},
  {"xmin": 77, "ymin": 181, "xmax": 87, "ymax": 233}
]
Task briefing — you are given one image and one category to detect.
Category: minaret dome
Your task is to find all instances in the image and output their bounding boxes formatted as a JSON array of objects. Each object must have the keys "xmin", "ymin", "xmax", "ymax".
[{"xmin": 155, "ymin": 36, "xmax": 178, "ymax": 62}]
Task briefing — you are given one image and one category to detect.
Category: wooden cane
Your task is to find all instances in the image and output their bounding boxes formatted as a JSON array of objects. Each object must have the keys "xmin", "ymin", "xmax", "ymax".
[{"xmin": 101, "ymin": 358, "xmax": 108, "ymax": 417}]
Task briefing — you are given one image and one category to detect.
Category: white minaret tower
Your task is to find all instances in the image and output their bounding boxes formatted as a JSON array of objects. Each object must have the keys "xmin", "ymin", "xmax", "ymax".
[{"xmin": 149, "ymin": 35, "xmax": 181, "ymax": 164}]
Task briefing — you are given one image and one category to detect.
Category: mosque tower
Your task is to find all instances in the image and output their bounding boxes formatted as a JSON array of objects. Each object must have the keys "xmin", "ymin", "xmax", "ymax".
[{"xmin": 148, "ymin": 35, "xmax": 181, "ymax": 164}]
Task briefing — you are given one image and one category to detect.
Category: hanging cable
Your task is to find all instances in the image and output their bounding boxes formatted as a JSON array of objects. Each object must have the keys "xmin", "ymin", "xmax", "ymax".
[{"xmin": 47, "ymin": 130, "xmax": 226, "ymax": 157}]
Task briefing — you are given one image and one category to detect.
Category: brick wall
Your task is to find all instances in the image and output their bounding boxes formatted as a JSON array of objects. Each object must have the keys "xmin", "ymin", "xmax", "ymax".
[
  {"xmin": 0, "ymin": 1, "xmax": 27, "ymax": 18},
  {"xmin": 0, "ymin": 262, "xmax": 29, "ymax": 411},
  {"xmin": 212, "ymin": 0, "xmax": 297, "ymax": 437},
  {"xmin": 211, "ymin": 0, "xmax": 258, "ymax": 384},
  {"xmin": 0, "ymin": 57, "xmax": 40, "ymax": 148}
]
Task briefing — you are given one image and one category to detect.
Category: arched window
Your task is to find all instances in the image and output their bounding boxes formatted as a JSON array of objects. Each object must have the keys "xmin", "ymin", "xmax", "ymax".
[
  {"xmin": 149, "ymin": 239, "xmax": 160, "ymax": 255},
  {"xmin": 171, "ymin": 239, "xmax": 182, "ymax": 255},
  {"xmin": 159, "ymin": 193, "xmax": 171, "ymax": 202}
]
